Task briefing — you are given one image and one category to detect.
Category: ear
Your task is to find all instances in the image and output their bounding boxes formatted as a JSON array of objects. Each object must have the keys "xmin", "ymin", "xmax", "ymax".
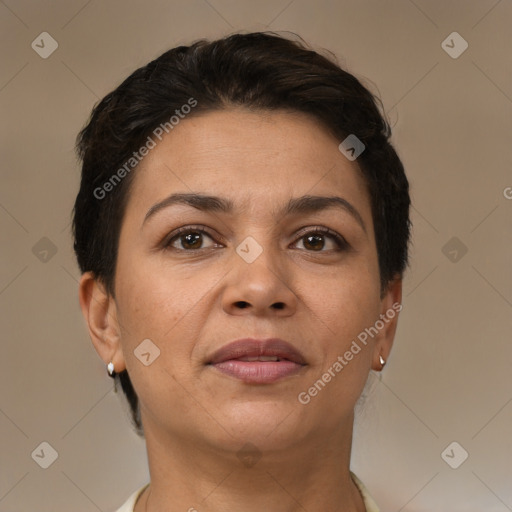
[
  {"xmin": 371, "ymin": 276, "xmax": 403, "ymax": 371},
  {"xmin": 78, "ymin": 271, "xmax": 126, "ymax": 374}
]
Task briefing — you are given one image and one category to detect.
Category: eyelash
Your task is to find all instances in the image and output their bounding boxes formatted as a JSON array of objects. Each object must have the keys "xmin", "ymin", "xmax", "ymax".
[{"xmin": 163, "ymin": 225, "xmax": 349, "ymax": 252}]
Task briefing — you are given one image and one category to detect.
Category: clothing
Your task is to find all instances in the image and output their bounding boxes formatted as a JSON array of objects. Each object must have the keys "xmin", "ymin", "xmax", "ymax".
[{"xmin": 114, "ymin": 472, "xmax": 379, "ymax": 512}]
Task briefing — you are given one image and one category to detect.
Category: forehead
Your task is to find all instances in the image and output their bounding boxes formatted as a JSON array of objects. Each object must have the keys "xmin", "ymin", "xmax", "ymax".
[{"xmin": 124, "ymin": 108, "xmax": 371, "ymax": 221}]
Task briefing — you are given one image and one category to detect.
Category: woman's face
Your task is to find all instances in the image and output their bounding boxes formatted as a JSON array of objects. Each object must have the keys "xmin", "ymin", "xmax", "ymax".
[{"xmin": 105, "ymin": 108, "xmax": 400, "ymax": 452}]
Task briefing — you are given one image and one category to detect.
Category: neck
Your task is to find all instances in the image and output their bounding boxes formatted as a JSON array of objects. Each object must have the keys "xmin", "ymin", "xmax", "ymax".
[{"xmin": 135, "ymin": 414, "xmax": 366, "ymax": 512}]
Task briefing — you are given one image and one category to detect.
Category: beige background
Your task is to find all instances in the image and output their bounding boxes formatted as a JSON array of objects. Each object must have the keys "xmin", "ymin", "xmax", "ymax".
[{"xmin": 1, "ymin": 1, "xmax": 511, "ymax": 511}]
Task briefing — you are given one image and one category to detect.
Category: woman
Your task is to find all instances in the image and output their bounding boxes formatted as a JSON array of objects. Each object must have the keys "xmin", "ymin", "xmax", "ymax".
[{"xmin": 73, "ymin": 31, "xmax": 410, "ymax": 512}]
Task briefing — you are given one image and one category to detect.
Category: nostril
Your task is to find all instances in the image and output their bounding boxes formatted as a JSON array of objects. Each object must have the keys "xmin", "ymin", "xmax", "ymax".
[{"xmin": 233, "ymin": 301, "xmax": 285, "ymax": 310}]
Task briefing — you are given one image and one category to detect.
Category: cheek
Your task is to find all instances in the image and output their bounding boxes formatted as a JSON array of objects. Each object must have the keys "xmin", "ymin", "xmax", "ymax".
[
  {"xmin": 114, "ymin": 250, "xmax": 228, "ymax": 364},
  {"xmin": 113, "ymin": 260, "xmax": 207, "ymax": 406},
  {"xmin": 296, "ymin": 274, "xmax": 380, "ymax": 419},
  {"xmin": 116, "ymin": 265, "xmax": 197, "ymax": 341},
  {"xmin": 304, "ymin": 260, "xmax": 381, "ymax": 341}
]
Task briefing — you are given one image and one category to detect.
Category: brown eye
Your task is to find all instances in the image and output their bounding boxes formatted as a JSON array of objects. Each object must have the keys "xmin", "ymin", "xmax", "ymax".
[
  {"xmin": 303, "ymin": 234, "xmax": 327, "ymax": 251},
  {"xmin": 165, "ymin": 227, "xmax": 218, "ymax": 251},
  {"xmin": 294, "ymin": 227, "xmax": 348, "ymax": 252}
]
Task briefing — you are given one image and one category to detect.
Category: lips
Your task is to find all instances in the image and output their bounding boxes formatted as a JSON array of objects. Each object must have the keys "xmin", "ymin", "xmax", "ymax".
[
  {"xmin": 208, "ymin": 338, "xmax": 306, "ymax": 365},
  {"xmin": 207, "ymin": 338, "xmax": 306, "ymax": 384}
]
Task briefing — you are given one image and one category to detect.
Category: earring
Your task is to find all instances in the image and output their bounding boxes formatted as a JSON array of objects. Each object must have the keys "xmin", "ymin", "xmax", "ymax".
[
  {"xmin": 379, "ymin": 355, "xmax": 386, "ymax": 369},
  {"xmin": 107, "ymin": 361, "xmax": 116, "ymax": 378}
]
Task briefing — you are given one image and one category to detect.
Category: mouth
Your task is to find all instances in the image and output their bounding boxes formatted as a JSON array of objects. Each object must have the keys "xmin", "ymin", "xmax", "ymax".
[{"xmin": 207, "ymin": 338, "xmax": 307, "ymax": 384}]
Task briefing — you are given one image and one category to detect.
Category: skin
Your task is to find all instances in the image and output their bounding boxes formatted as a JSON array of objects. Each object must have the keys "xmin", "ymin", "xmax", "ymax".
[{"xmin": 79, "ymin": 108, "xmax": 402, "ymax": 512}]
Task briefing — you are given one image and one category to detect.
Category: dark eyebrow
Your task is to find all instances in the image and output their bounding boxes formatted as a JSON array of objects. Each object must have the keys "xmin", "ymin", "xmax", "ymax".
[
  {"xmin": 285, "ymin": 195, "xmax": 366, "ymax": 233},
  {"xmin": 142, "ymin": 192, "xmax": 366, "ymax": 233},
  {"xmin": 143, "ymin": 193, "xmax": 234, "ymax": 227}
]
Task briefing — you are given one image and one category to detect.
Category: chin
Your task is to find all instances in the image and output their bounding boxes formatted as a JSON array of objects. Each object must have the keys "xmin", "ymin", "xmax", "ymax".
[{"xmin": 211, "ymin": 400, "xmax": 305, "ymax": 446}]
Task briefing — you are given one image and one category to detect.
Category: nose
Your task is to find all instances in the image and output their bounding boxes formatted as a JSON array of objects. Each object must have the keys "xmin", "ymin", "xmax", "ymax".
[{"xmin": 221, "ymin": 243, "xmax": 298, "ymax": 317}]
